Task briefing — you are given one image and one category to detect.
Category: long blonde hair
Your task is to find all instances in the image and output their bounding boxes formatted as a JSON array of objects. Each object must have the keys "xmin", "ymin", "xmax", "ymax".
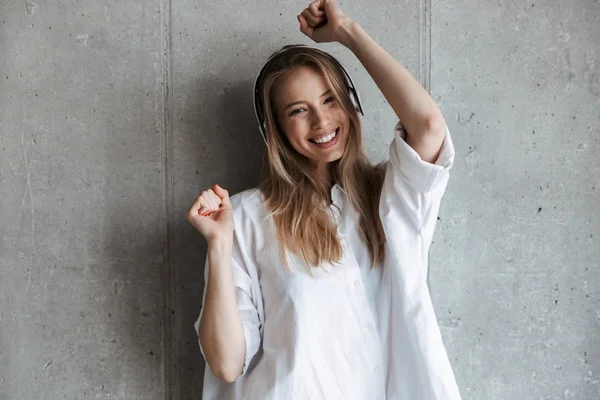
[{"xmin": 256, "ymin": 45, "xmax": 386, "ymax": 271}]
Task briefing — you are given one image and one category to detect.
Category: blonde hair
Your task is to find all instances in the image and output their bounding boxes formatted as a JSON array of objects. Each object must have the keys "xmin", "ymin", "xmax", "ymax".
[{"xmin": 256, "ymin": 45, "xmax": 386, "ymax": 272}]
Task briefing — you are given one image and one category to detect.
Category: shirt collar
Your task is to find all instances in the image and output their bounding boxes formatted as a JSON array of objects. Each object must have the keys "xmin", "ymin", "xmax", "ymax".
[{"xmin": 332, "ymin": 183, "xmax": 346, "ymax": 195}]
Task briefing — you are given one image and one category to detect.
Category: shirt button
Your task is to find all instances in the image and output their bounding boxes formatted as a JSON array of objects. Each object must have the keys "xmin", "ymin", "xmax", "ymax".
[
  {"xmin": 374, "ymin": 366, "xmax": 380, "ymax": 373},
  {"xmin": 354, "ymin": 280, "xmax": 360, "ymax": 287},
  {"xmin": 365, "ymin": 323, "xmax": 372, "ymax": 330}
]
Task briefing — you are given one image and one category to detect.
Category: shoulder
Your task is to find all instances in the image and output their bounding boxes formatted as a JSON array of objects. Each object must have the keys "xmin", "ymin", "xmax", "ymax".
[
  {"xmin": 230, "ymin": 187, "xmax": 264, "ymax": 212},
  {"xmin": 228, "ymin": 187, "xmax": 272, "ymax": 253},
  {"xmin": 229, "ymin": 187, "xmax": 268, "ymax": 226}
]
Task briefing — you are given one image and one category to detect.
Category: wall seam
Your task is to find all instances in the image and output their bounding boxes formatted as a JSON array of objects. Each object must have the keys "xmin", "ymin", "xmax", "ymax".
[
  {"xmin": 420, "ymin": 0, "xmax": 432, "ymax": 93},
  {"xmin": 421, "ymin": 0, "xmax": 432, "ymax": 289},
  {"xmin": 160, "ymin": 0, "xmax": 174, "ymax": 399}
]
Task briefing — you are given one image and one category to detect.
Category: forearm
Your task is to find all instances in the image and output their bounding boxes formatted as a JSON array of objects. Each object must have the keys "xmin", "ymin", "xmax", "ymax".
[
  {"xmin": 336, "ymin": 20, "xmax": 444, "ymax": 135},
  {"xmin": 198, "ymin": 237, "xmax": 246, "ymax": 382}
]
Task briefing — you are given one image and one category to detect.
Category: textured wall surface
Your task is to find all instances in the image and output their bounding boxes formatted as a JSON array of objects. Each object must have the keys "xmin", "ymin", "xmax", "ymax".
[
  {"xmin": 1, "ymin": 1, "xmax": 598, "ymax": 399},
  {"xmin": 1, "ymin": 1, "xmax": 165, "ymax": 399}
]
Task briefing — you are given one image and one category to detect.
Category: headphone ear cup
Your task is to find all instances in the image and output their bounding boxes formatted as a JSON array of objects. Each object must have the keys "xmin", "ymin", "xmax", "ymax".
[{"xmin": 348, "ymin": 87, "xmax": 360, "ymax": 112}]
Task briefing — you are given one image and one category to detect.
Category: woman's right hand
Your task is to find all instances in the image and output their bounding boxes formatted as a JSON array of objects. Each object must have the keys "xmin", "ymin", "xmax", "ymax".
[{"xmin": 186, "ymin": 184, "xmax": 234, "ymax": 243}]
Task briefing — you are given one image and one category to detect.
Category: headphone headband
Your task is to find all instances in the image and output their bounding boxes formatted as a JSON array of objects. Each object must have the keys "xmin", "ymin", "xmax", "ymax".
[{"xmin": 253, "ymin": 44, "xmax": 364, "ymax": 145}]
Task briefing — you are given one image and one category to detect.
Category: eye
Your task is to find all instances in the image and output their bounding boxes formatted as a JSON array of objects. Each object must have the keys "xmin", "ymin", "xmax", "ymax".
[{"xmin": 288, "ymin": 97, "xmax": 335, "ymax": 117}]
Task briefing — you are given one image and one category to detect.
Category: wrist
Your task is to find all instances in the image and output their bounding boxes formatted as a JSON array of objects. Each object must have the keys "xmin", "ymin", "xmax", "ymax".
[
  {"xmin": 335, "ymin": 18, "xmax": 363, "ymax": 50},
  {"xmin": 208, "ymin": 235, "xmax": 233, "ymax": 252}
]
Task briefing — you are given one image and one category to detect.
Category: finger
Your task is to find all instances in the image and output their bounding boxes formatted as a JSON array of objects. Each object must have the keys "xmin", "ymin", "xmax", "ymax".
[
  {"xmin": 323, "ymin": 0, "xmax": 340, "ymax": 16},
  {"xmin": 298, "ymin": 14, "xmax": 314, "ymax": 38},
  {"xmin": 190, "ymin": 190, "xmax": 207, "ymax": 210},
  {"xmin": 194, "ymin": 195, "xmax": 211, "ymax": 216},
  {"xmin": 202, "ymin": 190, "xmax": 218, "ymax": 209},
  {"xmin": 197, "ymin": 189, "xmax": 218, "ymax": 213},
  {"xmin": 300, "ymin": 9, "xmax": 323, "ymax": 27},
  {"xmin": 206, "ymin": 189, "xmax": 221, "ymax": 211},
  {"xmin": 198, "ymin": 199, "xmax": 212, "ymax": 215},
  {"xmin": 308, "ymin": 0, "xmax": 325, "ymax": 17},
  {"xmin": 212, "ymin": 184, "xmax": 231, "ymax": 207}
]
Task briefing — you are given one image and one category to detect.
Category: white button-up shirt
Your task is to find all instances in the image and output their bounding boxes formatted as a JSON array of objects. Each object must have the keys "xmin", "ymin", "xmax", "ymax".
[{"xmin": 194, "ymin": 121, "xmax": 462, "ymax": 400}]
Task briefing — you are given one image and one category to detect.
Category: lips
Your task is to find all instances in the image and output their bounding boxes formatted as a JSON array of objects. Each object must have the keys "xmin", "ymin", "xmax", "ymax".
[{"xmin": 308, "ymin": 127, "xmax": 339, "ymax": 143}]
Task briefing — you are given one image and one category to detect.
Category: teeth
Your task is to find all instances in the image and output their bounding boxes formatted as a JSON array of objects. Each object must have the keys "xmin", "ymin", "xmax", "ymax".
[{"xmin": 312, "ymin": 129, "xmax": 337, "ymax": 144}]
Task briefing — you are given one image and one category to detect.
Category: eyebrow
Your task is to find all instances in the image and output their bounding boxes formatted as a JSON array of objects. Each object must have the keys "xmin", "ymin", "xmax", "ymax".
[{"xmin": 284, "ymin": 90, "xmax": 332, "ymax": 111}]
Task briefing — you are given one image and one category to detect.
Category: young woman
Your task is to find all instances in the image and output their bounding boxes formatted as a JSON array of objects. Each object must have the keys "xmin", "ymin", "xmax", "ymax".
[{"xmin": 187, "ymin": 1, "xmax": 461, "ymax": 399}]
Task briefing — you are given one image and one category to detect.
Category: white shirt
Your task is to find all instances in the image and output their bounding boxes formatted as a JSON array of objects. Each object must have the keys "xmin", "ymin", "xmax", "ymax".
[{"xmin": 194, "ymin": 121, "xmax": 462, "ymax": 400}]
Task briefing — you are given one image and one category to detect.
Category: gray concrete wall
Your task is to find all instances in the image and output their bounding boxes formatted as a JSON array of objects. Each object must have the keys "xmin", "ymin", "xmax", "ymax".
[{"xmin": 1, "ymin": 1, "xmax": 598, "ymax": 399}]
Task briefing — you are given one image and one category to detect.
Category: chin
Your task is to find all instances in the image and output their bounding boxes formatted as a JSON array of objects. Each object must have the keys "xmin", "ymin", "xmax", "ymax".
[{"xmin": 324, "ymin": 150, "xmax": 344, "ymax": 162}]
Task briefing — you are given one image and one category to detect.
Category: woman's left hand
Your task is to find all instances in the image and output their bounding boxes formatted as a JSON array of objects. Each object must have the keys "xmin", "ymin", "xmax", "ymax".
[{"xmin": 298, "ymin": 0, "xmax": 353, "ymax": 45}]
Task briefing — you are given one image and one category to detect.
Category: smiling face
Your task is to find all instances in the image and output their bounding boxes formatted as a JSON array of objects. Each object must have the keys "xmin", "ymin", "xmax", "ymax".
[{"xmin": 273, "ymin": 65, "xmax": 350, "ymax": 176}]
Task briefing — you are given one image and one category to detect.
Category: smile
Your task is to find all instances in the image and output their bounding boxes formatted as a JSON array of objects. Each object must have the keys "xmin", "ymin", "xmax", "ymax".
[
  {"xmin": 308, "ymin": 128, "xmax": 340, "ymax": 149},
  {"xmin": 309, "ymin": 128, "xmax": 338, "ymax": 144}
]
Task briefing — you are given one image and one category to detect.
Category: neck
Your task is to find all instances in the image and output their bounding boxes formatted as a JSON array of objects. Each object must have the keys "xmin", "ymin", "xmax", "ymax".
[{"xmin": 314, "ymin": 161, "xmax": 332, "ymax": 186}]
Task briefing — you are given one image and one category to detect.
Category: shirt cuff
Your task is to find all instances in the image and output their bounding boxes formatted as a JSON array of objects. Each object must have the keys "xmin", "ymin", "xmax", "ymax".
[
  {"xmin": 240, "ymin": 323, "xmax": 256, "ymax": 376},
  {"xmin": 391, "ymin": 120, "xmax": 455, "ymax": 193}
]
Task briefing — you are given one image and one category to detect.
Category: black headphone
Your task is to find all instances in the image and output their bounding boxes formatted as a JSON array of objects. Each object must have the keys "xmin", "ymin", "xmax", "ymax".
[{"xmin": 253, "ymin": 44, "xmax": 364, "ymax": 145}]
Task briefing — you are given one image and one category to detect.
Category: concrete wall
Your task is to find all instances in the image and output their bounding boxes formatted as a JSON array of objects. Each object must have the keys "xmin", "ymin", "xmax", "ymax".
[{"xmin": 1, "ymin": 1, "xmax": 598, "ymax": 399}]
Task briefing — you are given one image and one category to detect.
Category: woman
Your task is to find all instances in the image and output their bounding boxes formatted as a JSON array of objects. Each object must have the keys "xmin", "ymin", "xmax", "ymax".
[{"xmin": 187, "ymin": 1, "xmax": 461, "ymax": 399}]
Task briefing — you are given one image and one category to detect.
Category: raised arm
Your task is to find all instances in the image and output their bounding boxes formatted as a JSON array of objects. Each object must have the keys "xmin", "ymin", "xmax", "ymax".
[
  {"xmin": 338, "ymin": 21, "xmax": 446, "ymax": 164},
  {"xmin": 299, "ymin": 0, "xmax": 447, "ymax": 164}
]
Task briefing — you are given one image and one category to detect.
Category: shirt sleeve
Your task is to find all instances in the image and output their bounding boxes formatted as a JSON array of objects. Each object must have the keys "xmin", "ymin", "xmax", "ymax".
[
  {"xmin": 380, "ymin": 120, "xmax": 455, "ymax": 241},
  {"xmin": 390, "ymin": 120, "xmax": 454, "ymax": 193},
  {"xmin": 193, "ymin": 210, "xmax": 264, "ymax": 379}
]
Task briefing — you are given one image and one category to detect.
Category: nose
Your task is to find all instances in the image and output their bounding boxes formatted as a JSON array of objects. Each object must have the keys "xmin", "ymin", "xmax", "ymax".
[{"xmin": 310, "ymin": 106, "xmax": 329, "ymax": 129}]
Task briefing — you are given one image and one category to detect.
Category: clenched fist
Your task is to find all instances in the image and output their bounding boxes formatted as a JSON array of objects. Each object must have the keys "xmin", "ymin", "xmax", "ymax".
[
  {"xmin": 186, "ymin": 184, "xmax": 234, "ymax": 243},
  {"xmin": 298, "ymin": 0, "xmax": 352, "ymax": 45}
]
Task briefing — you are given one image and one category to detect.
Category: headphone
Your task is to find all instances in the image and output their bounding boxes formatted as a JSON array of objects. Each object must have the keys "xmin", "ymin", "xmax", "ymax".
[{"xmin": 253, "ymin": 44, "xmax": 364, "ymax": 145}]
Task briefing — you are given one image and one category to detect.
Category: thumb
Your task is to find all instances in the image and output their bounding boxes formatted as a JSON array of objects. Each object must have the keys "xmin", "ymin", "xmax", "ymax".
[
  {"xmin": 323, "ymin": 0, "xmax": 336, "ymax": 10},
  {"xmin": 297, "ymin": 14, "xmax": 314, "ymax": 39},
  {"xmin": 212, "ymin": 184, "xmax": 231, "ymax": 206}
]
